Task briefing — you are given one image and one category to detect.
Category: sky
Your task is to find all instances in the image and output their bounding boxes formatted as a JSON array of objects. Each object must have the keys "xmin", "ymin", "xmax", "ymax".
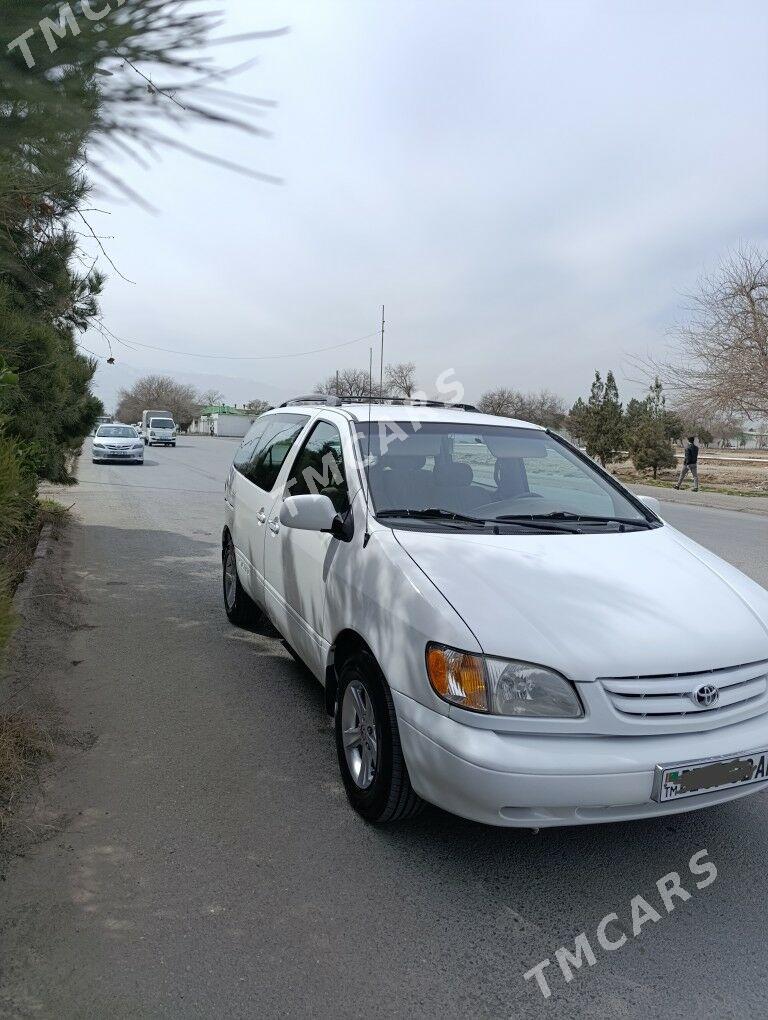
[{"xmin": 88, "ymin": 0, "xmax": 768, "ymax": 412}]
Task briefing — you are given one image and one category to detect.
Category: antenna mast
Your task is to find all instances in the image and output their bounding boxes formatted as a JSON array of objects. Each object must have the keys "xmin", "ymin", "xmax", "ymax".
[
  {"xmin": 364, "ymin": 346, "xmax": 373, "ymax": 547},
  {"xmin": 379, "ymin": 304, "xmax": 385, "ymax": 399}
]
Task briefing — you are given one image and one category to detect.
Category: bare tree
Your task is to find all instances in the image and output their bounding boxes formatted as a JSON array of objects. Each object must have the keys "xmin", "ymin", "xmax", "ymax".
[
  {"xmin": 649, "ymin": 245, "xmax": 768, "ymax": 421},
  {"xmin": 199, "ymin": 388, "xmax": 225, "ymax": 407},
  {"xmin": 478, "ymin": 387, "xmax": 566, "ymax": 429},
  {"xmin": 385, "ymin": 362, "xmax": 417, "ymax": 397},
  {"xmin": 116, "ymin": 374, "xmax": 201, "ymax": 426},
  {"xmin": 477, "ymin": 388, "xmax": 517, "ymax": 416},
  {"xmin": 244, "ymin": 398, "xmax": 271, "ymax": 416},
  {"xmin": 316, "ymin": 368, "xmax": 373, "ymax": 399}
]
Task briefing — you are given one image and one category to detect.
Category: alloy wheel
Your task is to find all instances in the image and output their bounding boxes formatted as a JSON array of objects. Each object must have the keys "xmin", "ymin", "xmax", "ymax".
[{"xmin": 341, "ymin": 679, "xmax": 378, "ymax": 789}]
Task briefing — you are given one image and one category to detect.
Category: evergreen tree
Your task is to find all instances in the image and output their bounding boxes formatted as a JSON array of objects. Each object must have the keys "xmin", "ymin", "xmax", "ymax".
[
  {"xmin": 626, "ymin": 378, "xmax": 677, "ymax": 479},
  {"xmin": 566, "ymin": 397, "xmax": 588, "ymax": 441},
  {"xmin": 580, "ymin": 370, "xmax": 624, "ymax": 467},
  {"xmin": 1, "ymin": 2, "xmax": 274, "ymax": 482}
]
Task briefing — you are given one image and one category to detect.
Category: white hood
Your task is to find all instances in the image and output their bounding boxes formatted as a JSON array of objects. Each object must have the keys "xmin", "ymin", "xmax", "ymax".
[
  {"xmin": 94, "ymin": 436, "xmax": 138, "ymax": 447},
  {"xmin": 394, "ymin": 524, "xmax": 768, "ymax": 681}
]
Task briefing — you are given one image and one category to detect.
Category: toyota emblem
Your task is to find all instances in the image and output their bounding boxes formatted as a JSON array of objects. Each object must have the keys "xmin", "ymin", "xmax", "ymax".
[{"xmin": 692, "ymin": 684, "xmax": 719, "ymax": 708}]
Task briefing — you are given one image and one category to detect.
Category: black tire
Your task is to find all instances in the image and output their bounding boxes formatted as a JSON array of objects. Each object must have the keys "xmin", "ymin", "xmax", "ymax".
[
  {"xmin": 335, "ymin": 650, "xmax": 423, "ymax": 824},
  {"xmin": 222, "ymin": 535, "xmax": 259, "ymax": 627}
]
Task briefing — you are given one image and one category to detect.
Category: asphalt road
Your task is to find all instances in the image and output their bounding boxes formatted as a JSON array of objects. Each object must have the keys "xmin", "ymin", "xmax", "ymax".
[{"xmin": 2, "ymin": 437, "xmax": 768, "ymax": 1019}]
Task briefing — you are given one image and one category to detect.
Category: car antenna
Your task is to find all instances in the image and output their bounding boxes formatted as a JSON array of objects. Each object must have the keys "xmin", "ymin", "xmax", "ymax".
[{"xmin": 363, "ymin": 346, "xmax": 373, "ymax": 548}]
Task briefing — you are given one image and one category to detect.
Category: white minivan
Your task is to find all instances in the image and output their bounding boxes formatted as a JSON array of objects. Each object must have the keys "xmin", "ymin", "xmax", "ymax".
[
  {"xmin": 145, "ymin": 416, "xmax": 177, "ymax": 447},
  {"xmin": 222, "ymin": 397, "xmax": 768, "ymax": 826}
]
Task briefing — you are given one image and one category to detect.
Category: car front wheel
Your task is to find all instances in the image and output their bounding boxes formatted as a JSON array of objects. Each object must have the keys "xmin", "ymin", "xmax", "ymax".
[
  {"xmin": 335, "ymin": 650, "xmax": 423, "ymax": 824},
  {"xmin": 222, "ymin": 535, "xmax": 259, "ymax": 627}
]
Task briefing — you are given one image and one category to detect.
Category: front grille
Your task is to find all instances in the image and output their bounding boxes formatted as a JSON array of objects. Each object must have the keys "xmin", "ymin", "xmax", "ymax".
[{"xmin": 600, "ymin": 660, "xmax": 768, "ymax": 720}]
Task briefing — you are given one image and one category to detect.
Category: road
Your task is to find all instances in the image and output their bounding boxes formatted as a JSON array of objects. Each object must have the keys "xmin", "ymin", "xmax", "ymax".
[{"xmin": 2, "ymin": 436, "xmax": 767, "ymax": 1018}]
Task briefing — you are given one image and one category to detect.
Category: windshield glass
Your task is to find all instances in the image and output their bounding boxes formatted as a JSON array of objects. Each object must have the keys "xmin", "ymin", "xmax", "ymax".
[
  {"xmin": 150, "ymin": 419, "xmax": 174, "ymax": 429},
  {"xmin": 97, "ymin": 426, "xmax": 137, "ymax": 439},
  {"xmin": 354, "ymin": 422, "xmax": 646, "ymax": 524}
]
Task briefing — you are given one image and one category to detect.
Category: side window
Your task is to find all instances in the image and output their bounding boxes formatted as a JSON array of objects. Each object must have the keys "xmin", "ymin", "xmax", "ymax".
[
  {"xmin": 285, "ymin": 420, "xmax": 350, "ymax": 513},
  {"xmin": 245, "ymin": 414, "xmax": 309, "ymax": 491},
  {"xmin": 233, "ymin": 417, "xmax": 271, "ymax": 474}
]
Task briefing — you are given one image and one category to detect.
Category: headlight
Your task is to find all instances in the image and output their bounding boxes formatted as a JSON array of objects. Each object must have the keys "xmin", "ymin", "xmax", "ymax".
[
  {"xmin": 150, "ymin": 431, "xmax": 156, "ymax": 436},
  {"xmin": 426, "ymin": 643, "xmax": 583, "ymax": 718}
]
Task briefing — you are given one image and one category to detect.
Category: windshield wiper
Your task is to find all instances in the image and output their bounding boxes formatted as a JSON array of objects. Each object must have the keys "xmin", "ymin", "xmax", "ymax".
[
  {"xmin": 494, "ymin": 511, "xmax": 653, "ymax": 530},
  {"xmin": 376, "ymin": 508, "xmax": 582, "ymax": 533},
  {"xmin": 376, "ymin": 508, "xmax": 488, "ymax": 526}
]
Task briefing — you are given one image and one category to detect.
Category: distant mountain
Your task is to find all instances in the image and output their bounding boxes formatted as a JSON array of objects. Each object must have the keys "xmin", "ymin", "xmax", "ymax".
[{"xmin": 93, "ymin": 361, "xmax": 289, "ymax": 415}]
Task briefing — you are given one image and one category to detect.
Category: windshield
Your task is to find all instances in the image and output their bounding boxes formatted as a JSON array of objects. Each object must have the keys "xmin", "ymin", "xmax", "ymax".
[
  {"xmin": 354, "ymin": 422, "xmax": 648, "ymax": 527},
  {"xmin": 97, "ymin": 426, "xmax": 137, "ymax": 439},
  {"xmin": 150, "ymin": 419, "xmax": 174, "ymax": 429}
]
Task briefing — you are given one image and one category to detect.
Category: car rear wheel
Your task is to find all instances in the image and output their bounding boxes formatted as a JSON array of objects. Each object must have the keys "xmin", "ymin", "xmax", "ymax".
[
  {"xmin": 335, "ymin": 650, "xmax": 423, "ymax": 824},
  {"xmin": 223, "ymin": 535, "xmax": 259, "ymax": 627}
]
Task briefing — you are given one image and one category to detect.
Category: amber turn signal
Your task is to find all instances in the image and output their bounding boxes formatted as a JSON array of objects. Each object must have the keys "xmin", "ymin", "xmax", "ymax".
[{"xmin": 426, "ymin": 643, "xmax": 488, "ymax": 712}]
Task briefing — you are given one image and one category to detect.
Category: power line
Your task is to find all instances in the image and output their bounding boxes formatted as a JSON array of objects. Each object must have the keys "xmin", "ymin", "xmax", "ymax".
[{"xmin": 105, "ymin": 330, "xmax": 382, "ymax": 361}]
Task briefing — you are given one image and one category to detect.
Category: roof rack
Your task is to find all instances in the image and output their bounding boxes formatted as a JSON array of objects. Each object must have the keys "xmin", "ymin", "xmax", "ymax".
[
  {"xmin": 341, "ymin": 396, "xmax": 479, "ymax": 412},
  {"xmin": 278, "ymin": 394, "xmax": 480, "ymax": 412},
  {"xmin": 278, "ymin": 394, "xmax": 342, "ymax": 408}
]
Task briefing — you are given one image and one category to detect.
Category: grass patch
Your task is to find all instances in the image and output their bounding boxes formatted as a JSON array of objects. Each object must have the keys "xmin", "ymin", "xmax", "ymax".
[
  {"xmin": 616, "ymin": 474, "xmax": 768, "ymax": 498},
  {"xmin": 0, "ymin": 714, "xmax": 52, "ymax": 831},
  {"xmin": 0, "ymin": 501, "xmax": 71, "ymax": 661},
  {"xmin": 38, "ymin": 497, "xmax": 73, "ymax": 530}
]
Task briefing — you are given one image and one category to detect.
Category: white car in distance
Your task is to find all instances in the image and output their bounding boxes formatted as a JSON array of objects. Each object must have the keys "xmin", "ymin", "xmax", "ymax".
[
  {"xmin": 92, "ymin": 424, "xmax": 144, "ymax": 464},
  {"xmin": 222, "ymin": 397, "xmax": 768, "ymax": 828}
]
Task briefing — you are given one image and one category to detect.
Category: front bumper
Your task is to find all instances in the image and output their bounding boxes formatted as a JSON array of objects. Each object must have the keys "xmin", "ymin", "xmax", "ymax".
[
  {"xmin": 93, "ymin": 451, "xmax": 143, "ymax": 462},
  {"xmin": 393, "ymin": 690, "xmax": 768, "ymax": 827}
]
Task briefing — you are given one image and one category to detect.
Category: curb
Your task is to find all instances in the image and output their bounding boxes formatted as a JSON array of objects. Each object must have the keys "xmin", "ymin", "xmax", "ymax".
[
  {"xmin": 10, "ymin": 524, "xmax": 54, "ymax": 616},
  {"xmin": 1, "ymin": 524, "xmax": 56, "ymax": 691}
]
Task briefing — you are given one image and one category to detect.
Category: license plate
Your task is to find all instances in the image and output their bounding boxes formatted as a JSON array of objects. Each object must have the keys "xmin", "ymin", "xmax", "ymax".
[{"xmin": 652, "ymin": 748, "xmax": 768, "ymax": 802}]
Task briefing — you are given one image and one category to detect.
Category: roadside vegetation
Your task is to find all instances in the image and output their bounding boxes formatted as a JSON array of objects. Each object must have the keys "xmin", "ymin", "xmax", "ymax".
[
  {"xmin": 0, "ymin": 714, "xmax": 51, "ymax": 831},
  {"xmin": 0, "ymin": 1, "xmax": 276, "ymax": 829},
  {"xmin": 0, "ymin": 2, "xmax": 275, "ymax": 658}
]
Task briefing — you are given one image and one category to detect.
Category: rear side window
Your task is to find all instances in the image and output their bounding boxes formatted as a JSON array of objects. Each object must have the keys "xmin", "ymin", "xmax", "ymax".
[
  {"xmin": 233, "ymin": 417, "xmax": 271, "ymax": 472},
  {"xmin": 285, "ymin": 420, "xmax": 350, "ymax": 512},
  {"xmin": 238, "ymin": 413, "xmax": 309, "ymax": 491}
]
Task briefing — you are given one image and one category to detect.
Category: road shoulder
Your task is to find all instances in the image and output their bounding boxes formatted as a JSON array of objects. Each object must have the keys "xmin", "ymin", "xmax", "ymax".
[{"xmin": 628, "ymin": 482, "xmax": 768, "ymax": 516}]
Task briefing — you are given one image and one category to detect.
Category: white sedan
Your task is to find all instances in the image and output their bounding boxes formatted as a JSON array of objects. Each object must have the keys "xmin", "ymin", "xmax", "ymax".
[{"xmin": 92, "ymin": 424, "xmax": 144, "ymax": 464}]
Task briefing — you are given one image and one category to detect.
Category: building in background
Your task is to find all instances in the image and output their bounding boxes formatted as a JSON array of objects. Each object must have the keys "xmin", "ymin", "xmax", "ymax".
[{"xmin": 188, "ymin": 404, "xmax": 261, "ymax": 438}]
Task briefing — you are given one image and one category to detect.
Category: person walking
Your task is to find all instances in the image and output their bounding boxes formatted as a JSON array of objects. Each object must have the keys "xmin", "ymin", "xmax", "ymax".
[{"xmin": 675, "ymin": 436, "xmax": 699, "ymax": 491}]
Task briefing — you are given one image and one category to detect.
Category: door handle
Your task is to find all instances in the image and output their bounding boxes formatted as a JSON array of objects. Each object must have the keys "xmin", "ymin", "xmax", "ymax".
[
  {"xmin": 268, "ymin": 516, "xmax": 280, "ymax": 535},
  {"xmin": 257, "ymin": 509, "xmax": 266, "ymax": 524}
]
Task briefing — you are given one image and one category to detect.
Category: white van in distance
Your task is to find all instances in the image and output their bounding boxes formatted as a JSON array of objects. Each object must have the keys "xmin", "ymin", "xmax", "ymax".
[{"xmin": 141, "ymin": 410, "xmax": 177, "ymax": 447}]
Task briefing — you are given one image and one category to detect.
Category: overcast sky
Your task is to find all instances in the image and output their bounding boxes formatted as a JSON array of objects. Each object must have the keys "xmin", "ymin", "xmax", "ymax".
[{"xmin": 89, "ymin": 0, "xmax": 768, "ymax": 411}]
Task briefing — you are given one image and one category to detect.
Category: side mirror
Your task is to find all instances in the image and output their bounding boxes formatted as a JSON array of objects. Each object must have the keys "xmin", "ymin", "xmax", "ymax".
[
  {"xmin": 637, "ymin": 494, "xmax": 661, "ymax": 516},
  {"xmin": 280, "ymin": 494, "xmax": 338, "ymax": 533}
]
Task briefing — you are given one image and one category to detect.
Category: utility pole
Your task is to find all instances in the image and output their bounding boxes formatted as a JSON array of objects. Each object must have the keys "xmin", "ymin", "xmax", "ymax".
[{"xmin": 379, "ymin": 304, "xmax": 385, "ymax": 399}]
